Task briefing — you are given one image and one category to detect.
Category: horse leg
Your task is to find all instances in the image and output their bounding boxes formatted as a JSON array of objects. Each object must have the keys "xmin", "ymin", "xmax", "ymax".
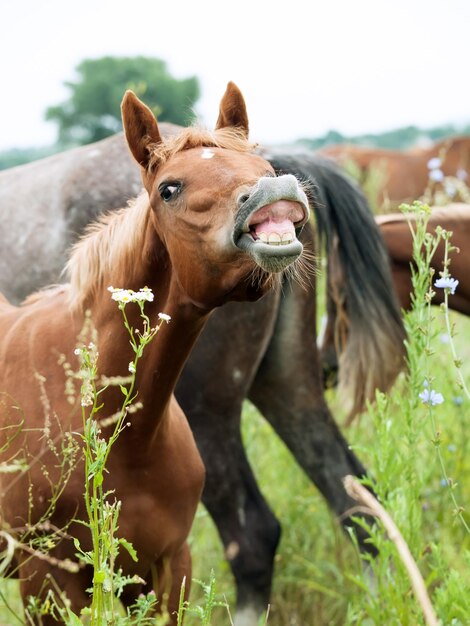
[
  {"xmin": 165, "ymin": 542, "xmax": 192, "ymax": 624},
  {"xmin": 248, "ymin": 277, "xmax": 375, "ymax": 553},
  {"xmin": 191, "ymin": 415, "xmax": 281, "ymax": 625},
  {"xmin": 175, "ymin": 296, "xmax": 281, "ymax": 625}
]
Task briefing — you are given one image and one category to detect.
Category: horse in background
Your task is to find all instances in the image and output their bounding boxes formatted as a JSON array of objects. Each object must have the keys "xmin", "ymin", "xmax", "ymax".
[
  {"xmin": 0, "ymin": 130, "xmax": 405, "ymax": 623},
  {"xmin": 377, "ymin": 204, "xmax": 470, "ymax": 314},
  {"xmin": 0, "ymin": 82, "xmax": 311, "ymax": 624},
  {"xmin": 320, "ymin": 135, "xmax": 470, "ymax": 211},
  {"xmin": 320, "ymin": 204, "xmax": 470, "ymax": 397}
]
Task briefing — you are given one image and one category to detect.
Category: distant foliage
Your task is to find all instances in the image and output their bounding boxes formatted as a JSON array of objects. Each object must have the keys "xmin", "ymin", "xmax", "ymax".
[
  {"xmin": 297, "ymin": 123, "xmax": 470, "ymax": 151},
  {"xmin": 0, "ymin": 145, "xmax": 63, "ymax": 170},
  {"xmin": 45, "ymin": 56, "xmax": 200, "ymax": 146}
]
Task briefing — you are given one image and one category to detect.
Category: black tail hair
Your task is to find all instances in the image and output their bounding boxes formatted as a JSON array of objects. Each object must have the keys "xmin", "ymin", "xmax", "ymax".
[{"xmin": 266, "ymin": 150, "xmax": 406, "ymax": 418}]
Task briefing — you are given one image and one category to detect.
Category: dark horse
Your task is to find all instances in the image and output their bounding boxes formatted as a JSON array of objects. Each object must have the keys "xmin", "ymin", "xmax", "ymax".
[{"xmin": 0, "ymin": 128, "xmax": 405, "ymax": 623}]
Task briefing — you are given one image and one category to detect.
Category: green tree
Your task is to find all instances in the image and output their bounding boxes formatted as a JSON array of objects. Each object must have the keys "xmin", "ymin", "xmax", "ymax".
[{"xmin": 45, "ymin": 56, "xmax": 200, "ymax": 145}]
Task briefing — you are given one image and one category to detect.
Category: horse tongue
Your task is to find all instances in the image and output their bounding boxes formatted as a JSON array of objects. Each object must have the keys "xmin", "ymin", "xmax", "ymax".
[{"xmin": 247, "ymin": 199, "xmax": 305, "ymax": 244}]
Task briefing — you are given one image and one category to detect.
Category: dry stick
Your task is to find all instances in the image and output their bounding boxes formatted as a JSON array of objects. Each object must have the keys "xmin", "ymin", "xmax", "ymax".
[{"xmin": 343, "ymin": 475, "xmax": 438, "ymax": 626}]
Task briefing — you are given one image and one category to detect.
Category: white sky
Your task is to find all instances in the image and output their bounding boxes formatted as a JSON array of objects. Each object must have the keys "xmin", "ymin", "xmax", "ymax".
[{"xmin": 1, "ymin": 0, "xmax": 469, "ymax": 151}]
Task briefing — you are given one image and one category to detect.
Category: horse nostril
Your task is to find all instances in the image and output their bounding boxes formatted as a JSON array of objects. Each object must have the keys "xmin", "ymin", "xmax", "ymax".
[{"xmin": 238, "ymin": 193, "xmax": 250, "ymax": 207}]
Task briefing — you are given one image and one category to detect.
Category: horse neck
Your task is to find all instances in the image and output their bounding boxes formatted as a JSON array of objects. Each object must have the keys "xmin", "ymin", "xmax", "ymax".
[{"xmin": 89, "ymin": 245, "xmax": 209, "ymax": 442}]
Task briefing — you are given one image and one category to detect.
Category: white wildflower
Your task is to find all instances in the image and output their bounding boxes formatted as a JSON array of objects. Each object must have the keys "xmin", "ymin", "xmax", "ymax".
[{"xmin": 108, "ymin": 286, "xmax": 155, "ymax": 304}]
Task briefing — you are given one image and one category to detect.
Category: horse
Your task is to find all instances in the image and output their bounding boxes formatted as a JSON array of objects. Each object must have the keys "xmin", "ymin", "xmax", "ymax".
[
  {"xmin": 0, "ymin": 132, "xmax": 406, "ymax": 624},
  {"xmin": 0, "ymin": 82, "xmax": 311, "ymax": 624},
  {"xmin": 320, "ymin": 136, "xmax": 470, "ymax": 211},
  {"xmin": 377, "ymin": 204, "xmax": 470, "ymax": 314},
  {"xmin": 319, "ymin": 204, "xmax": 470, "ymax": 393}
]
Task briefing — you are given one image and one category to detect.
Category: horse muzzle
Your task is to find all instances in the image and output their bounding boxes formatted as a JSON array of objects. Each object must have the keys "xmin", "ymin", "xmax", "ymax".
[{"xmin": 233, "ymin": 174, "xmax": 310, "ymax": 272}]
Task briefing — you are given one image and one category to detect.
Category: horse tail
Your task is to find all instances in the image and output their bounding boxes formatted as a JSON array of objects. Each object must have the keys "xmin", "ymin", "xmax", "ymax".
[{"xmin": 267, "ymin": 151, "xmax": 406, "ymax": 421}]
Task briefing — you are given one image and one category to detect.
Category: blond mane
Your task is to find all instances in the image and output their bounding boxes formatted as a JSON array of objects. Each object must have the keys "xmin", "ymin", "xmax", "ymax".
[{"xmin": 65, "ymin": 193, "xmax": 151, "ymax": 309}]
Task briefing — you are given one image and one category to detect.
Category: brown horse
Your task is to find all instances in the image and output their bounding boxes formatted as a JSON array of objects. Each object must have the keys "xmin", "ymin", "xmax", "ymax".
[
  {"xmin": 320, "ymin": 203, "xmax": 470, "ymax": 392},
  {"xmin": 0, "ymin": 83, "xmax": 310, "ymax": 624},
  {"xmin": 0, "ymin": 133, "xmax": 405, "ymax": 623},
  {"xmin": 377, "ymin": 204, "xmax": 470, "ymax": 314},
  {"xmin": 320, "ymin": 136, "xmax": 470, "ymax": 211}
]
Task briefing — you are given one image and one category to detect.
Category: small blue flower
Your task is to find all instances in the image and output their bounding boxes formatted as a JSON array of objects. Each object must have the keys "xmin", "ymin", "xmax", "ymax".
[
  {"xmin": 419, "ymin": 387, "xmax": 444, "ymax": 406},
  {"xmin": 447, "ymin": 444, "xmax": 457, "ymax": 453},
  {"xmin": 429, "ymin": 168, "xmax": 444, "ymax": 183},
  {"xmin": 457, "ymin": 168, "xmax": 468, "ymax": 181},
  {"xmin": 453, "ymin": 396, "xmax": 463, "ymax": 407},
  {"xmin": 434, "ymin": 276, "xmax": 459, "ymax": 295},
  {"xmin": 427, "ymin": 157, "xmax": 442, "ymax": 170}
]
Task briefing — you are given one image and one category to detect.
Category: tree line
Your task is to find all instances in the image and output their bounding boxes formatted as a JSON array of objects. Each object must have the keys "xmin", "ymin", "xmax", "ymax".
[{"xmin": 295, "ymin": 123, "xmax": 470, "ymax": 151}]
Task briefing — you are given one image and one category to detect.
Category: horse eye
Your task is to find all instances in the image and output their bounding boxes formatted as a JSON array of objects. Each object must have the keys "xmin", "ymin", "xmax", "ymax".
[{"xmin": 159, "ymin": 183, "xmax": 181, "ymax": 202}]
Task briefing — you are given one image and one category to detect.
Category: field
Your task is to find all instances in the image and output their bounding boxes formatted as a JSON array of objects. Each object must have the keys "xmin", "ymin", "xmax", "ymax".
[
  {"xmin": 189, "ymin": 322, "xmax": 470, "ymax": 625},
  {"xmin": 1, "ymin": 208, "xmax": 470, "ymax": 625}
]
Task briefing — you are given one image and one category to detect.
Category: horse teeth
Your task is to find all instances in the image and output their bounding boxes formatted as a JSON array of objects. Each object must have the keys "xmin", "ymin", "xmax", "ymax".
[
  {"xmin": 257, "ymin": 231, "xmax": 293, "ymax": 246},
  {"xmin": 268, "ymin": 233, "xmax": 281, "ymax": 245}
]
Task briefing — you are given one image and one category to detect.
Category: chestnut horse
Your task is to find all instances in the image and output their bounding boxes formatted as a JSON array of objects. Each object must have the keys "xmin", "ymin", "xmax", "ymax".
[
  {"xmin": 0, "ymin": 137, "xmax": 405, "ymax": 623},
  {"xmin": 320, "ymin": 204, "xmax": 470, "ymax": 390},
  {"xmin": 377, "ymin": 204, "xmax": 470, "ymax": 314},
  {"xmin": 320, "ymin": 136, "xmax": 470, "ymax": 211},
  {"xmin": 0, "ymin": 83, "xmax": 310, "ymax": 624}
]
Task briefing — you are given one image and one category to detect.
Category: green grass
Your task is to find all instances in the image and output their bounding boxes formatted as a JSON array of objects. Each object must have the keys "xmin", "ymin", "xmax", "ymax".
[{"xmin": 188, "ymin": 307, "xmax": 470, "ymax": 626}]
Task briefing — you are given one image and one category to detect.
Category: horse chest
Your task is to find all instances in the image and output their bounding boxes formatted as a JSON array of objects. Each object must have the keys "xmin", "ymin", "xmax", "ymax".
[
  {"xmin": 106, "ymin": 444, "xmax": 204, "ymax": 567},
  {"xmin": 111, "ymin": 473, "xmax": 199, "ymax": 570}
]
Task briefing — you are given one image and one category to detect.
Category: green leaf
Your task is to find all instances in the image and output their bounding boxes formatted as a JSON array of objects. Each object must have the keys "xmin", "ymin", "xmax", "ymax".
[
  {"xmin": 66, "ymin": 612, "xmax": 84, "ymax": 626},
  {"xmin": 94, "ymin": 472, "xmax": 103, "ymax": 487},
  {"xmin": 119, "ymin": 538, "xmax": 138, "ymax": 562}
]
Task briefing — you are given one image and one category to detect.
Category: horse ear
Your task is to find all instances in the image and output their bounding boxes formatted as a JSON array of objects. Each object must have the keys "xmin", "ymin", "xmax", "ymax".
[
  {"xmin": 121, "ymin": 90, "xmax": 162, "ymax": 168},
  {"xmin": 215, "ymin": 81, "xmax": 249, "ymax": 138}
]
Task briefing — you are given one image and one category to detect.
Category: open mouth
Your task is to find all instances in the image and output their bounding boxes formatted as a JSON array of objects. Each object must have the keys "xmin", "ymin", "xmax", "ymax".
[
  {"xmin": 243, "ymin": 200, "xmax": 306, "ymax": 245},
  {"xmin": 233, "ymin": 174, "xmax": 310, "ymax": 272}
]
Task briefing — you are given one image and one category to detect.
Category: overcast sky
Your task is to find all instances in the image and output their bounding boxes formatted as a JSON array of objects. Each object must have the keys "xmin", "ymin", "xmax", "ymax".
[{"xmin": 1, "ymin": 0, "xmax": 469, "ymax": 151}]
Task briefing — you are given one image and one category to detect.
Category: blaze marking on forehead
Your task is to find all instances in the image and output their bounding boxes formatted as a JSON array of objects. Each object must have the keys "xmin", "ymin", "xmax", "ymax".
[{"xmin": 201, "ymin": 148, "xmax": 215, "ymax": 159}]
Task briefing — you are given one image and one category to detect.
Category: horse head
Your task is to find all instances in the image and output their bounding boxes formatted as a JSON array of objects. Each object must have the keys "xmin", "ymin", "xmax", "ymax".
[{"xmin": 121, "ymin": 82, "xmax": 310, "ymax": 308}]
